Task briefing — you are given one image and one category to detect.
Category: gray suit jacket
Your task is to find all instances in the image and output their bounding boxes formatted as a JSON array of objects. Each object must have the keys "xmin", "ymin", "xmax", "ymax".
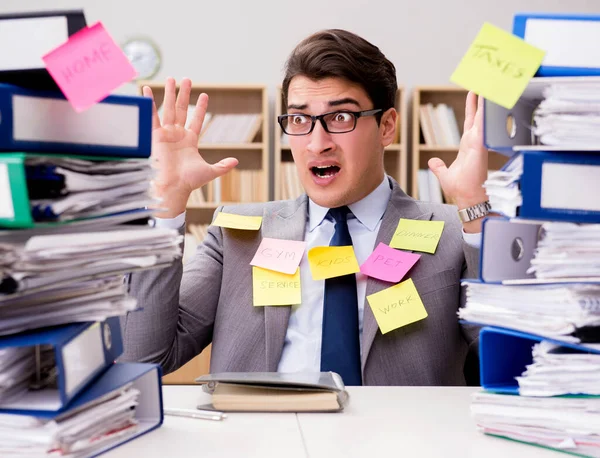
[{"xmin": 120, "ymin": 177, "xmax": 481, "ymax": 385}]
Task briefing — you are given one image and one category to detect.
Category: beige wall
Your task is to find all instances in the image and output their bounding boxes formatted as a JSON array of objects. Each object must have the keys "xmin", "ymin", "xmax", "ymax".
[{"xmin": 2, "ymin": 0, "xmax": 598, "ymax": 94}]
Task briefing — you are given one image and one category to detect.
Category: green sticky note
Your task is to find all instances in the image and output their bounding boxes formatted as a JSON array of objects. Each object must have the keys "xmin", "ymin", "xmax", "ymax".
[
  {"xmin": 450, "ymin": 22, "xmax": 546, "ymax": 109},
  {"xmin": 390, "ymin": 219, "xmax": 445, "ymax": 254}
]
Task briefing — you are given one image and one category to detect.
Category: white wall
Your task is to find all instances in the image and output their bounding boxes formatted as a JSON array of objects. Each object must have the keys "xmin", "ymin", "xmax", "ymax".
[{"xmin": 3, "ymin": 0, "xmax": 598, "ymax": 94}]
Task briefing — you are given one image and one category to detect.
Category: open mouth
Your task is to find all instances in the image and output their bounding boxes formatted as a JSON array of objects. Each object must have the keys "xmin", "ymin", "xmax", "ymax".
[{"xmin": 311, "ymin": 165, "xmax": 340, "ymax": 178}]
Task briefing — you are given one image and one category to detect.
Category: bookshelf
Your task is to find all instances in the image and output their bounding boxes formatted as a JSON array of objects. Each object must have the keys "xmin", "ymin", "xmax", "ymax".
[
  {"xmin": 138, "ymin": 82, "xmax": 270, "ymax": 384},
  {"xmin": 274, "ymin": 87, "xmax": 408, "ymax": 200},
  {"xmin": 411, "ymin": 86, "xmax": 509, "ymax": 200}
]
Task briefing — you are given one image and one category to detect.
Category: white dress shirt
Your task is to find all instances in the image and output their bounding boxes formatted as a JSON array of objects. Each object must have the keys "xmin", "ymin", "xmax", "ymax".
[{"xmin": 154, "ymin": 176, "xmax": 481, "ymax": 373}]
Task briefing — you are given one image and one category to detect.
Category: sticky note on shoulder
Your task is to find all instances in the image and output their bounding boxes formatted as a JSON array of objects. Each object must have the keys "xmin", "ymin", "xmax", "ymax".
[
  {"xmin": 366, "ymin": 278, "xmax": 427, "ymax": 334},
  {"xmin": 213, "ymin": 212, "xmax": 262, "ymax": 230},
  {"xmin": 253, "ymin": 266, "xmax": 301, "ymax": 306},
  {"xmin": 308, "ymin": 246, "xmax": 360, "ymax": 280},
  {"xmin": 450, "ymin": 22, "xmax": 545, "ymax": 109},
  {"xmin": 390, "ymin": 219, "xmax": 444, "ymax": 254},
  {"xmin": 42, "ymin": 22, "xmax": 137, "ymax": 112}
]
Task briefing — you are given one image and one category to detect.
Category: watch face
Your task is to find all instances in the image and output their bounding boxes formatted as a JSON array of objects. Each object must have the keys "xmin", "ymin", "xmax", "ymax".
[{"xmin": 122, "ymin": 38, "xmax": 161, "ymax": 80}]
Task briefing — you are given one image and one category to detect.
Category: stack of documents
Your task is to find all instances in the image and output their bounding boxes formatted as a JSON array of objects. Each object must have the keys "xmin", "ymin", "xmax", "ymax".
[
  {"xmin": 516, "ymin": 340, "xmax": 600, "ymax": 397},
  {"xmin": 0, "ymin": 228, "xmax": 181, "ymax": 334},
  {"xmin": 528, "ymin": 222, "xmax": 600, "ymax": 279},
  {"xmin": 24, "ymin": 156, "xmax": 156, "ymax": 222},
  {"xmin": 0, "ymin": 382, "xmax": 141, "ymax": 457},
  {"xmin": 482, "ymin": 155, "xmax": 523, "ymax": 217},
  {"xmin": 459, "ymin": 282, "xmax": 600, "ymax": 343},
  {"xmin": 534, "ymin": 82, "xmax": 600, "ymax": 147},
  {"xmin": 471, "ymin": 391, "xmax": 600, "ymax": 457}
]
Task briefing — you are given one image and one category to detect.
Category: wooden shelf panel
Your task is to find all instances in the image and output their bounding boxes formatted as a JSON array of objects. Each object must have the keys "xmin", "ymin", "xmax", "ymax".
[
  {"xmin": 198, "ymin": 143, "xmax": 264, "ymax": 150},
  {"xmin": 419, "ymin": 145, "xmax": 459, "ymax": 152}
]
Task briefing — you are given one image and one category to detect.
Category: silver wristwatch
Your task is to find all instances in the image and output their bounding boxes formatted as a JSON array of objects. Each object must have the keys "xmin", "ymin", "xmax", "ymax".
[{"xmin": 458, "ymin": 201, "xmax": 492, "ymax": 223}]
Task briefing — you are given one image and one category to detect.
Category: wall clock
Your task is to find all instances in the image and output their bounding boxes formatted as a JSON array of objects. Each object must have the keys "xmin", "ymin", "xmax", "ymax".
[{"xmin": 122, "ymin": 37, "xmax": 161, "ymax": 81}]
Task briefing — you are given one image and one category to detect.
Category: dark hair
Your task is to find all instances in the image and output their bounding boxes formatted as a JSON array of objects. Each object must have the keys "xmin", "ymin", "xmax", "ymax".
[{"xmin": 282, "ymin": 29, "xmax": 397, "ymax": 121}]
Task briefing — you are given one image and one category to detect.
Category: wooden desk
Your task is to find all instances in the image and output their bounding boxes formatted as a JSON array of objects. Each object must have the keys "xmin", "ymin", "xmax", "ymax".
[{"xmin": 106, "ymin": 386, "xmax": 558, "ymax": 457}]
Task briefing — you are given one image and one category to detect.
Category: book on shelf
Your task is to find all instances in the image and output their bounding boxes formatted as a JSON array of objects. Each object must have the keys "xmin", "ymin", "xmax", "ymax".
[
  {"xmin": 419, "ymin": 103, "xmax": 461, "ymax": 147},
  {"xmin": 198, "ymin": 113, "xmax": 262, "ymax": 144},
  {"xmin": 280, "ymin": 162, "xmax": 304, "ymax": 200}
]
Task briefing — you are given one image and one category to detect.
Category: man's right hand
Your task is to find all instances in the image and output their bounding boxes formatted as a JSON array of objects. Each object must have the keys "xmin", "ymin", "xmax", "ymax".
[{"xmin": 144, "ymin": 77, "xmax": 239, "ymax": 218}]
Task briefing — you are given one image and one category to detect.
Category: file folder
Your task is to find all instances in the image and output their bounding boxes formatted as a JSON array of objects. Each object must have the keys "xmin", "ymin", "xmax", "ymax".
[
  {"xmin": 0, "ymin": 10, "xmax": 87, "ymax": 89},
  {"xmin": 513, "ymin": 13, "xmax": 600, "ymax": 77},
  {"xmin": 0, "ymin": 317, "xmax": 122, "ymax": 413},
  {"xmin": 479, "ymin": 217, "xmax": 541, "ymax": 283},
  {"xmin": 483, "ymin": 75, "xmax": 600, "ymax": 153},
  {"xmin": 0, "ymin": 152, "xmax": 153, "ymax": 228},
  {"xmin": 0, "ymin": 83, "xmax": 152, "ymax": 157},
  {"xmin": 479, "ymin": 326, "xmax": 600, "ymax": 394}
]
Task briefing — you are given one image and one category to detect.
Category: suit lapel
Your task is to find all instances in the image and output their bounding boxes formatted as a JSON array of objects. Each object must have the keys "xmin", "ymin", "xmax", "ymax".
[
  {"xmin": 261, "ymin": 195, "xmax": 308, "ymax": 371},
  {"xmin": 361, "ymin": 183, "xmax": 433, "ymax": 370}
]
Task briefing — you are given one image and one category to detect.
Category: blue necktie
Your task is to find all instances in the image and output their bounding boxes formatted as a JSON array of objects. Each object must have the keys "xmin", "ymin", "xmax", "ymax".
[{"xmin": 320, "ymin": 206, "xmax": 362, "ymax": 386}]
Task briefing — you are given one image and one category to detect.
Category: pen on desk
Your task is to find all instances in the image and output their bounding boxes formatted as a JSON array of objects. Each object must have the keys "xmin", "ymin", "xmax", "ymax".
[{"xmin": 164, "ymin": 407, "xmax": 227, "ymax": 421}]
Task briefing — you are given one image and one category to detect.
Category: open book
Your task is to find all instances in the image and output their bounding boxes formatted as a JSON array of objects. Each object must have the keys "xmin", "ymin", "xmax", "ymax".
[{"xmin": 195, "ymin": 372, "xmax": 349, "ymax": 412}]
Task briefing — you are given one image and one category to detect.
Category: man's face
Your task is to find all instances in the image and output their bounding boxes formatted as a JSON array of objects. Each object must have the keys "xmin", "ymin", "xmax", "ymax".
[{"xmin": 286, "ymin": 76, "xmax": 395, "ymax": 208}]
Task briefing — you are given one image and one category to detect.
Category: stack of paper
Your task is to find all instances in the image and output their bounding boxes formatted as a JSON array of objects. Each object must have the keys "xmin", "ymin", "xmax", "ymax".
[
  {"xmin": 528, "ymin": 222, "xmax": 600, "ymax": 279},
  {"xmin": 483, "ymin": 154, "xmax": 523, "ymax": 217},
  {"xmin": 458, "ymin": 282, "xmax": 600, "ymax": 342},
  {"xmin": 0, "ymin": 228, "xmax": 182, "ymax": 334},
  {"xmin": 24, "ymin": 156, "xmax": 156, "ymax": 222},
  {"xmin": 534, "ymin": 82, "xmax": 600, "ymax": 147},
  {"xmin": 516, "ymin": 341, "xmax": 600, "ymax": 397},
  {"xmin": 0, "ymin": 384, "xmax": 140, "ymax": 457},
  {"xmin": 471, "ymin": 391, "xmax": 600, "ymax": 457}
]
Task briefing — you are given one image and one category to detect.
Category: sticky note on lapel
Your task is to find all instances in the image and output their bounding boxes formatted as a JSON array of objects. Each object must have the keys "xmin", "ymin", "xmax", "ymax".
[
  {"xmin": 252, "ymin": 266, "xmax": 301, "ymax": 306},
  {"xmin": 250, "ymin": 238, "xmax": 306, "ymax": 274},
  {"xmin": 390, "ymin": 219, "xmax": 444, "ymax": 254},
  {"xmin": 360, "ymin": 242, "xmax": 421, "ymax": 283},
  {"xmin": 307, "ymin": 246, "xmax": 360, "ymax": 281}
]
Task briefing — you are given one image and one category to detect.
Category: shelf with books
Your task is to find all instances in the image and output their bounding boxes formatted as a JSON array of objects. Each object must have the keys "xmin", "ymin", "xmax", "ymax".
[
  {"xmin": 411, "ymin": 86, "xmax": 509, "ymax": 201},
  {"xmin": 274, "ymin": 86, "xmax": 408, "ymax": 200},
  {"xmin": 138, "ymin": 81, "xmax": 269, "ymax": 384}
]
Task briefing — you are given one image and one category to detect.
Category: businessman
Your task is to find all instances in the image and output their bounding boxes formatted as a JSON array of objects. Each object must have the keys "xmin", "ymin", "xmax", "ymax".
[{"xmin": 121, "ymin": 29, "xmax": 490, "ymax": 386}]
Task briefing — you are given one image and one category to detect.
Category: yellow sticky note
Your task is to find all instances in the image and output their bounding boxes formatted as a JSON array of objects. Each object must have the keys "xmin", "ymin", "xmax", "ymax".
[
  {"xmin": 390, "ymin": 219, "xmax": 444, "ymax": 254},
  {"xmin": 213, "ymin": 212, "xmax": 262, "ymax": 230},
  {"xmin": 252, "ymin": 266, "xmax": 301, "ymax": 306},
  {"xmin": 307, "ymin": 246, "xmax": 360, "ymax": 281},
  {"xmin": 367, "ymin": 278, "xmax": 427, "ymax": 334},
  {"xmin": 450, "ymin": 22, "xmax": 545, "ymax": 109}
]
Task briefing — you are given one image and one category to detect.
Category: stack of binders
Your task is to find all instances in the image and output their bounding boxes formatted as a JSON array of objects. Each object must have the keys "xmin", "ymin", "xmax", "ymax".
[
  {"xmin": 459, "ymin": 12, "xmax": 600, "ymax": 457},
  {"xmin": 0, "ymin": 10, "xmax": 177, "ymax": 457}
]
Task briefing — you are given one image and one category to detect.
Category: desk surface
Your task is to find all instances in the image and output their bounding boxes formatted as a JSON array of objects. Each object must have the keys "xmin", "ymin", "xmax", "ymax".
[{"xmin": 107, "ymin": 386, "xmax": 558, "ymax": 458}]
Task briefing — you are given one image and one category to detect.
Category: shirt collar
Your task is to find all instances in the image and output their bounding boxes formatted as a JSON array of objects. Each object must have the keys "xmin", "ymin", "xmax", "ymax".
[{"xmin": 308, "ymin": 175, "xmax": 391, "ymax": 232}]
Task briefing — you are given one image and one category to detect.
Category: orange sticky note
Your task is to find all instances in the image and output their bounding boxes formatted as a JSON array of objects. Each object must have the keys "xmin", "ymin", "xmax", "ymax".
[
  {"xmin": 212, "ymin": 212, "xmax": 262, "ymax": 230},
  {"xmin": 307, "ymin": 246, "xmax": 360, "ymax": 281},
  {"xmin": 42, "ymin": 22, "xmax": 137, "ymax": 112},
  {"xmin": 366, "ymin": 278, "xmax": 427, "ymax": 334},
  {"xmin": 450, "ymin": 22, "xmax": 545, "ymax": 109},
  {"xmin": 250, "ymin": 238, "xmax": 306, "ymax": 275},
  {"xmin": 252, "ymin": 266, "xmax": 301, "ymax": 306},
  {"xmin": 389, "ymin": 219, "xmax": 444, "ymax": 254}
]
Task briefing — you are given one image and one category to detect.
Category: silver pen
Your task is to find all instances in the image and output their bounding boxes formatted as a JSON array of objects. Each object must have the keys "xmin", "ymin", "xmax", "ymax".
[{"xmin": 164, "ymin": 407, "xmax": 227, "ymax": 421}]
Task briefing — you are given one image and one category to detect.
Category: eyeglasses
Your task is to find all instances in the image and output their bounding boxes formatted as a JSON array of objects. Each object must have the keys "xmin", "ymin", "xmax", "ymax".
[{"xmin": 278, "ymin": 109, "xmax": 382, "ymax": 136}]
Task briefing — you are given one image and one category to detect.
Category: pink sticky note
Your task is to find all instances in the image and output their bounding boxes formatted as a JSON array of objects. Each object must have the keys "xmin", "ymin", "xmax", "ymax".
[
  {"xmin": 360, "ymin": 242, "xmax": 421, "ymax": 283},
  {"xmin": 42, "ymin": 22, "xmax": 137, "ymax": 112},
  {"xmin": 250, "ymin": 238, "xmax": 307, "ymax": 275}
]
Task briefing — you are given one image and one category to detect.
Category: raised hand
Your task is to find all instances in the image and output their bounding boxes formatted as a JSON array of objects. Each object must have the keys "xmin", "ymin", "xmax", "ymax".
[
  {"xmin": 427, "ymin": 91, "xmax": 489, "ymax": 232},
  {"xmin": 144, "ymin": 77, "xmax": 238, "ymax": 218}
]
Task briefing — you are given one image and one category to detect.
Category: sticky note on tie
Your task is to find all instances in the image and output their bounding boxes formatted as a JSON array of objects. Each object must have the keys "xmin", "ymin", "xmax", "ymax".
[
  {"xmin": 390, "ymin": 219, "xmax": 444, "ymax": 254},
  {"xmin": 252, "ymin": 266, "xmax": 301, "ymax": 306},
  {"xmin": 367, "ymin": 278, "xmax": 427, "ymax": 334},
  {"xmin": 42, "ymin": 22, "xmax": 137, "ymax": 112},
  {"xmin": 450, "ymin": 22, "xmax": 545, "ymax": 109},
  {"xmin": 250, "ymin": 238, "xmax": 306, "ymax": 275},
  {"xmin": 360, "ymin": 243, "xmax": 421, "ymax": 283},
  {"xmin": 212, "ymin": 212, "xmax": 262, "ymax": 230},
  {"xmin": 308, "ymin": 246, "xmax": 360, "ymax": 281}
]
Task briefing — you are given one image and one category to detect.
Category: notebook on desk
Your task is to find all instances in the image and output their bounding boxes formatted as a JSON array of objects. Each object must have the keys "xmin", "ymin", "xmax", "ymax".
[{"xmin": 195, "ymin": 372, "xmax": 350, "ymax": 412}]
